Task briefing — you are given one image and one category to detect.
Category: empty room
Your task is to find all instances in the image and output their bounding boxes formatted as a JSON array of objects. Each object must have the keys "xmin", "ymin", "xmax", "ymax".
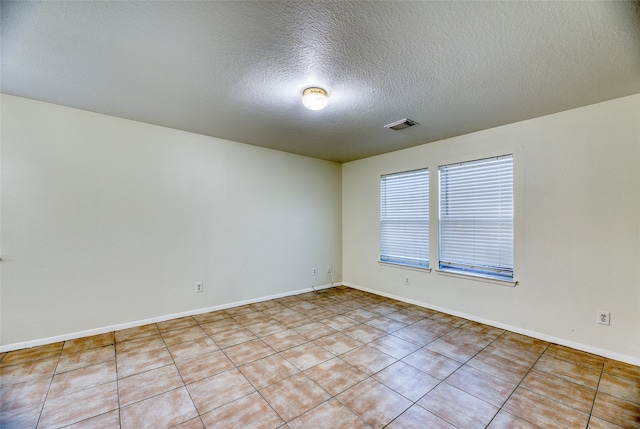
[{"xmin": 1, "ymin": 1, "xmax": 639, "ymax": 428}]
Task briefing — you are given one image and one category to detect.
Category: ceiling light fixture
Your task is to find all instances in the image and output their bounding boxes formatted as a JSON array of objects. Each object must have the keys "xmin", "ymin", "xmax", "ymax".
[{"xmin": 302, "ymin": 87, "xmax": 328, "ymax": 110}]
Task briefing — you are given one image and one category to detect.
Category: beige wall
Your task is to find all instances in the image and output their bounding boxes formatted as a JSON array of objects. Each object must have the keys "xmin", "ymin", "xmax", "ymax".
[
  {"xmin": 3, "ymin": 93, "xmax": 639, "ymax": 364},
  {"xmin": 1, "ymin": 95, "xmax": 342, "ymax": 349},
  {"xmin": 343, "ymin": 94, "xmax": 640, "ymax": 364}
]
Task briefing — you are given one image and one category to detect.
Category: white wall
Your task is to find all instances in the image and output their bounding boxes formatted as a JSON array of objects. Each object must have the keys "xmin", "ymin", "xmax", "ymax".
[
  {"xmin": 0, "ymin": 95, "xmax": 342, "ymax": 348},
  {"xmin": 343, "ymin": 94, "xmax": 640, "ymax": 363}
]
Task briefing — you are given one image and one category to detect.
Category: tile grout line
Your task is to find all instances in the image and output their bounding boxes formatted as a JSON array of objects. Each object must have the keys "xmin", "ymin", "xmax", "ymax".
[
  {"xmin": 157, "ymin": 316, "xmax": 206, "ymax": 429},
  {"xmin": 379, "ymin": 320, "xmax": 501, "ymax": 428},
  {"xmin": 32, "ymin": 345, "xmax": 62, "ymax": 429},
  {"xmin": 115, "ymin": 331, "xmax": 123, "ymax": 429},
  {"xmin": 298, "ymin": 318, "xmax": 380, "ymax": 428},
  {"xmin": 201, "ymin": 307, "xmax": 288, "ymax": 426},
  {"xmin": 322, "ymin": 299, "xmax": 460, "ymax": 428},
  {"xmin": 481, "ymin": 335, "xmax": 550, "ymax": 428},
  {"xmin": 255, "ymin": 292, "xmax": 381, "ymax": 426},
  {"xmin": 253, "ymin": 300, "xmax": 340, "ymax": 426},
  {"xmin": 117, "ymin": 325, "xmax": 204, "ymax": 427},
  {"xmin": 520, "ymin": 347, "xmax": 609, "ymax": 428},
  {"xmin": 584, "ymin": 358, "xmax": 606, "ymax": 429}
]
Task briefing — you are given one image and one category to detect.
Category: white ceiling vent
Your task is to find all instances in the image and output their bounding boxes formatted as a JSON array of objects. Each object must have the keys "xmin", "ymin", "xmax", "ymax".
[{"xmin": 384, "ymin": 118, "xmax": 419, "ymax": 131}]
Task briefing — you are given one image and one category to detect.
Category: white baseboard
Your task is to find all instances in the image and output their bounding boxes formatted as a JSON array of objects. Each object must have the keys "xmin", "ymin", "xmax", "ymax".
[
  {"xmin": 6, "ymin": 280, "xmax": 636, "ymax": 367},
  {"xmin": 344, "ymin": 282, "xmax": 640, "ymax": 367},
  {"xmin": 0, "ymin": 283, "xmax": 340, "ymax": 353}
]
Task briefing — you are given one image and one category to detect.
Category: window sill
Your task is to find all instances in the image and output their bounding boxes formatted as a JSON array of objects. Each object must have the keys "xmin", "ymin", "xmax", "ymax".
[
  {"xmin": 378, "ymin": 261, "xmax": 431, "ymax": 273},
  {"xmin": 436, "ymin": 269, "xmax": 517, "ymax": 287}
]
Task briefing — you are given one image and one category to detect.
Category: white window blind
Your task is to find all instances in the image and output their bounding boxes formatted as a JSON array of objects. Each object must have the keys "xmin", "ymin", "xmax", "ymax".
[
  {"xmin": 439, "ymin": 155, "xmax": 513, "ymax": 280},
  {"xmin": 380, "ymin": 168, "xmax": 429, "ymax": 269}
]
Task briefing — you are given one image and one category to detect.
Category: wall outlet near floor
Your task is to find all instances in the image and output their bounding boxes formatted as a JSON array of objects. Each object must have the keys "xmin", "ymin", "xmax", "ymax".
[
  {"xmin": 327, "ymin": 265, "xmax": 332, "ymax": 273},
  {"xmin": 597, "ymin": 311, "xmax": 610, "ymax": 326},
  {"xmin": 404, "ymin": 275, "xmax": 410, "ymax": 285},
  {"xmin": 195, "ymin": 282, "xmax": 203, "ymax": 293},
  {"xmin": 312, "ymin": 267, "xmax": 317, "ymax": 276}
]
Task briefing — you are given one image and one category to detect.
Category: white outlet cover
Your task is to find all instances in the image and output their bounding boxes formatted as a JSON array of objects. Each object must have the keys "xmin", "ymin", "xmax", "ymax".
[{"xmin": 597, "ymin": 311, "xmax": 610, "ymax": 325}]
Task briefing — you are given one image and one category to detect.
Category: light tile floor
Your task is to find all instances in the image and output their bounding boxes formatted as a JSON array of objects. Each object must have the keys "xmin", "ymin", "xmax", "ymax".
[{"xmin": 1, "ymin": 286, "xmax": 639, "ymax": 428}]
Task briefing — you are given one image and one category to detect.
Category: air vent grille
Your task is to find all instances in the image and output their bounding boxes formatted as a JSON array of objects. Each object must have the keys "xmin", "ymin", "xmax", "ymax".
[{"xmin": 384, "ymin": 118, "xmax": 419, "ymax": 131}]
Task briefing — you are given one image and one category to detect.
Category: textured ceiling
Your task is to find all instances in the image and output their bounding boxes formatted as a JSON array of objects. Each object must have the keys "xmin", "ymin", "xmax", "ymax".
[{"xmin": 2, "ymin": 1, "xmax": 639, "ymax": 163}]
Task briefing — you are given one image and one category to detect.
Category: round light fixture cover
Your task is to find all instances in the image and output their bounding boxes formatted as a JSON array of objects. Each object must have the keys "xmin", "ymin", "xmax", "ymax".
[{"xmin": 302, "ymin": 87, "xmax": 328, "ymax": 110}]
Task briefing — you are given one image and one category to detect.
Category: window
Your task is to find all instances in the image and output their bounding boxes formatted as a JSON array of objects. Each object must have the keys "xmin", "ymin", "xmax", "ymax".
[
  {"xmin": 380, "ymin": 168, "xmax": 429, "ymax": 269},
  {"xmin": 439, "ymin": 155, "xmax": 513, "ymax": 280}
]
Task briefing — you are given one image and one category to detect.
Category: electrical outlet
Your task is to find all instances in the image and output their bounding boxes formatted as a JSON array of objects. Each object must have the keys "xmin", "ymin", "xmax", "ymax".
[
  {"xmin": 404, "ymin": 275, "xmax": 410, "ymax": 285},
  {"xmin": 327, "ymin": 265, "xmax": 332, "ymax": 273},
  {"xmin": 312, "ymin": 267, "xmax": 317, "ymax": 276},
  {"xmin": 195, "ymin": 282, "xmax": 203, "ymax": 293},
  {"xmin": 597, "ymin": 311, "xmax": 610, "ymax": 326}
]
